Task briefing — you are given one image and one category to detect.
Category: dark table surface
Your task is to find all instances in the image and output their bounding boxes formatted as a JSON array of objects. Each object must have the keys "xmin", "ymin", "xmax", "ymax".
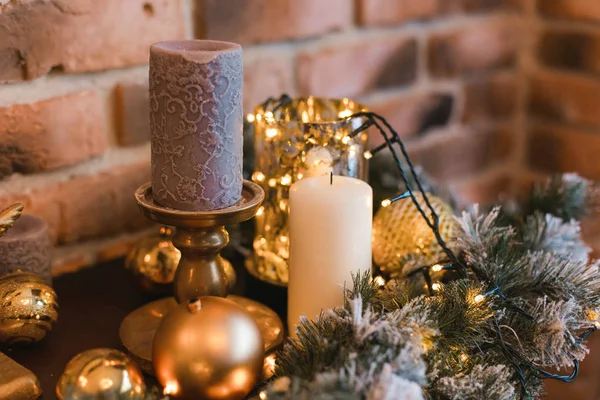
[{"xmin": 3, "ymin": 254, "xmax": 287, "ymax": 400}]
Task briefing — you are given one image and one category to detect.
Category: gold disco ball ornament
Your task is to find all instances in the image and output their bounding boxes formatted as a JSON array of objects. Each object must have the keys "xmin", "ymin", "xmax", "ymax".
[
  {"xmin": 0, "ymin": 271, "xmax": 58, "ymax": 345},
  {"xmin": 372, "ymin": 193, "xmax": 459, "ymax": 274},
  {"xmin": 56, "ymin": 348, "xmax": 146, "ymax": 400},
  {"xmin": 153, "ymin": 296, "xmax": 264, "ymax": 400}
]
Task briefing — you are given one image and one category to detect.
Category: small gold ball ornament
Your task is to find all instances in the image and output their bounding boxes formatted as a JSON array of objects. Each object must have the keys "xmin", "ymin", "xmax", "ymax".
[
  {"xmin": 126, "ymin": 227, "xmax": 236, "ymax": 294},
  {"xmin": 56, "ymin": 348, "xmax": 146, "ymax": 400},
  {"xmin": 372, "ymin": 193, "xmax": 459, "ymax": 274},
  {"xmin": 0, "ymin": 271, "xmax": 58, "ymax": 345},
  {"xmin": 153, "ymin": 296, "xmax": 264, "ymax": 400},
  {"xmin": 125, "ymin": 227, "xmax": 181, "ymax": 295}
]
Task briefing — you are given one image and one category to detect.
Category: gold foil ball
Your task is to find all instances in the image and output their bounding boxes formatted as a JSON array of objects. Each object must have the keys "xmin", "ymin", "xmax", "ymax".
[
  {"xmin": 372, "ymin": 193, "xmax": 459, "ymax": 273},
  {"xmin": 56, "ymin": 348, "xmax": 146, "ymax": 400},
  {"xmin": 0, "ymin": 271, "xmax": 58, "ymax": 345},
  {"xmin": 153, "ymin": 296, "xmax": 264, "ymax": 400},
  {"xmin": 126, "ymin": 227, "xmax": 236, "ymax": 294}
]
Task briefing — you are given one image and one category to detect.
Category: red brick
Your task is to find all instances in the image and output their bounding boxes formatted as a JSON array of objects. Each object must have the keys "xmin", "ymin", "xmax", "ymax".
[
  {"xmin": 0, "ymin": 91, "xmax": 107, "ymax": 178},
  {"xmin": 526, "ymin": 124, "xmax": 600, "ymax": 179},
  {"xmin": 528, "ymin": 73, "xmax": 600, "ymax": 128},
  {"xmin": 366, "ymin": 91, "xmax": 454, "ymax": 145},
  {"xmin": 538, "ymin": 30, "xmax": 600, "ymax": 75},
  {"xmin": 358, "ymin": 0, "xmax": 439, "ymax": 26},
  {"xmin": 196, "ymin": 0, "xmax": 352, "ymax": 44},
  {"xmin": 297, "ymin": 36, "xmax": 417, "ymax": 98},
  {"xmin": 0, "ymin": 159, "xmax": 151, "ymax": 245},
  {"xmin": 115, "ymin": 83, "xmax": 150, "ymax": 147},
  {"xmin": 454, "ymin": 172, "xmax": 513, "ymax": 205},
  {"xmin": 428, "ymin": 19, "xmax": 518, "ymax": 77},
  {"xmin": 538, "ymin": 0, "xmax": 600, "ymax": 23},
  {"xmin": 463, "ymin": 73, "xmax": 518, "ymax": 122},
  {"xmin": 410, "ymin": 126, "xmax": 514, "ymax": 180},
  {"xmin": 243, "ymin": 57, "xmax": 295, "ymax": 114},
  {"xmin": 462, "ymin": 0, "xmax": 522, "ymax": 12},
  {"xmin": 0, "ymin": 0, "xmax": 184, "ymax": 82}
]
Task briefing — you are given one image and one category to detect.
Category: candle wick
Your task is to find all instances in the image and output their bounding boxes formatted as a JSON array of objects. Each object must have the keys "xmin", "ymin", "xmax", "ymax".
[{"xmin": 330, "ymin": 172, "xmax": 333, "ymax": 185}]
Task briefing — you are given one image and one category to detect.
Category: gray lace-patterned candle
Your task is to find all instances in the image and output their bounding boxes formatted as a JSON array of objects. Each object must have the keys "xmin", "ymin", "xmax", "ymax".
[{"xmin": 149, "ymin": 40, "xmax": 243, "ymax": 211}]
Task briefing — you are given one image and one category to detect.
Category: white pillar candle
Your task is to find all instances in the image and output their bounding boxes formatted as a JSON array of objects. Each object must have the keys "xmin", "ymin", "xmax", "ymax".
[{"xmin": 288, "ymin": 175, "xmax": 373, "ymax": 335}]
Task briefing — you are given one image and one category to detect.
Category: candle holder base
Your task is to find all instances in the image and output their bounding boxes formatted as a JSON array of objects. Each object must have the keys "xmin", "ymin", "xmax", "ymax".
[{"xmin": 119, "ymin": 295, "xmax": 284, "ymax": 378}]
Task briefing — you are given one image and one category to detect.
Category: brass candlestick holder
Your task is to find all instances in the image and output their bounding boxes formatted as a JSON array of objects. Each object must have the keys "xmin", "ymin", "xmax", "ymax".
[{"xmin": 120, "ymin": 181, "xmax": 284, "ymax": 376}]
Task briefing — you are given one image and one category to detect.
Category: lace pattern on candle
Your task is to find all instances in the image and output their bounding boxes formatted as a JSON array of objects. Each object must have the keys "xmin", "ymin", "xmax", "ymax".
[{"xmin": 150, "ymin": 49, "xmax": 243, "ymax": 211}]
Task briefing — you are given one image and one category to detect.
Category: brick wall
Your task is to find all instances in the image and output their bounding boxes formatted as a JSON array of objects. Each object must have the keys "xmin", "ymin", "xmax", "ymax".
[{"xmin": 0, "ymin": 0, "xmax": 579, "ymax": 274}]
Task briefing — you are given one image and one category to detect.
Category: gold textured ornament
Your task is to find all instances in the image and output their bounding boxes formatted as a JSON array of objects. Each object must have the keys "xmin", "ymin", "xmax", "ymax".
[
  {"xmin": 153, "ymin": 296, "xmax": 264, "ymax": 400},
  {"xmin": 0, "ymin": 271, "xmax": 58, "ymax": 345},
  {"xmin": 0, "ymin": 351, "xmax": 42, "ymax": 400},
  {"xmin": 372, "ymin": 193, "xmax": 459, "ymax": 274},
  {"xmin": 0, "ymin": 203, "xmax": 23, "ymax": 237},
  {"xmin": 56, "ymin": 348, "xmax": 146, "ymax": 400}
]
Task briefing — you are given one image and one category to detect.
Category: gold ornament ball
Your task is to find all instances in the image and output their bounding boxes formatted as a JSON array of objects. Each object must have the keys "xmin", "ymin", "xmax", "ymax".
[
  {"xmin": 372, "ymin": 193, "xmax": 459, "ymax": 273},
  {"xmin": 126, "ymin": 227, "xmax": 236, "ymax": 295},
  {"xmin": 125, "ymin": 227, "xmax": 181, "ymax": 295},
  {"xmin": 0, "ymin": 271, "xmax": 58, "ymax": 345},
  {"xmin": 56, "ymin": 348, "xmax": 146, "ymax": 400},
  {"xmin": 153, "ymin": 296, "xmax": 264, "ymax": 400}
]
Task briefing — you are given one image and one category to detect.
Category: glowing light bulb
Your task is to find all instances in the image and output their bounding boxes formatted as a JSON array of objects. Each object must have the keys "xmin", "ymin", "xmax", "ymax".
[
  {"xmin": 252, "ymin": 171, "xmax": 266, "ymax": 182},
  {"xmin": 163, "ymin": 382, "xmax": 179, "ymax": 395},
  {"xmin": 259, "ymin": 391, "xmax": 268, "ymax": 400},
  {"xmin": 381, "ymin": 199, "xmax": 391, "ymax": 208},
  {"xmin": 280, "ymin": 174, "xmax": 292, "ymax": 185},
  {"xmin": 374, "ymin": 276, "xmax": 386, "ymax": 287},
  {"xmin": 459, "ymin": 353, "xmax": 468, "ymax": 362},
  {"xmin": 266, "ymin": 128, "xmax": 278, "ymax": 138},
  {"xmin": 341, "ymin": 136, "xmax": 350, "ymax": 145},
  {"xmin": 297, "ymin": 172, "xmax": 304, "ymax": 180},
  {"xmin": 280, "ymin": 235, "xmax": 288, "ymax": 243},
  {"xmin": 268, "ymin": 178, "xmax": 277, "ymax": 188},
  {"xmin": 338, "ymin": 109, "xmax": 352, "ymax": 119},
  {"xmin": 363, "ymin": 151, "xmax": 373, "ymax": 160},
  {"xmin": 431, "ymin": 283, "xmax": 441, "ymax": 291},
  {"xmin": 256, "ymin": 206, "xmax": 264, "ymax": 216},
  {"xmin": 246, "ymin": 113, "xmax": 255, "ymax": 123},
  {"xmin": 431, "ymin": 264, "xmax": 443, "ymax": 272},
  {"xmin": 473, "ymin": 294, "xmax": 485, "ymax": 303}
]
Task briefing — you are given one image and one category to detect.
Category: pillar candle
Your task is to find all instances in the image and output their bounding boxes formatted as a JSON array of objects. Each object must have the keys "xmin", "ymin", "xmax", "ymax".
[
  {"xmin": 0, "ymin": 214, "xmax": 51, "ymax": 284},
  {"xmin": 149, "ymin": 40, "xmax": 244, "ymax": 211},
  {"xmin": 288, "ymin": 175, "xmax": 372, "ymax": 334}
]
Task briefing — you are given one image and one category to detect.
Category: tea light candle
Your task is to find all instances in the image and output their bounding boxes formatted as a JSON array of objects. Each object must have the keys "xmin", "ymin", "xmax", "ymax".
[{"xmin": 288, "ymin": 175, "xmax": 372, "ymax": 334}]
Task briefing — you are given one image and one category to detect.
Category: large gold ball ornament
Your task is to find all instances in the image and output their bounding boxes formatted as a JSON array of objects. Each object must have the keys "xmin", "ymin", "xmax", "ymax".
[
  {"xmin": 153, "ymin": 296, "xmax": 264, "ymax": 400},
  {"xmin": 56, "ymin": 348, "xmax": 146, "ymax": 399},
  {"xmin": 126, "ymin": 227, "xmax": 236, "ymax": 295},
  {"xmin": 372, "ymin": 193, "xmax": 459, "ymax": 274},
  {"xmin": 0, "ymin": 271, "xmax": 58, "ymax": 345}
]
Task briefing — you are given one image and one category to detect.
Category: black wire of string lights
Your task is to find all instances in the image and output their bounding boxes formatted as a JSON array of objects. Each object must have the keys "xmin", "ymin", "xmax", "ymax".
[{"xmin": 258, "ymin": 95, "xmax": 597, "ymax": 396}]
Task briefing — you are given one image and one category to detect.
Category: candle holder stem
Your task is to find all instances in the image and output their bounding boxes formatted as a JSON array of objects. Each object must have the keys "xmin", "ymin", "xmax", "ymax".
[
  {"xmin": 121, "ymin": 181, "xmax": 284, "ymax": 377},
  {"xmin": 172, "ymin": 227, "xmax": 229, "ymax": 302}
]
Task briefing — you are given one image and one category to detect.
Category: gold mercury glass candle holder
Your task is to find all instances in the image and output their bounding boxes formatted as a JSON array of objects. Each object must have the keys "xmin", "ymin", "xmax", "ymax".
[
  {"xmin": 247, "ymin": 97, "xmax": 370, "ymax": 286},
  {"xmin": 119, "ymin": 181, "xmax": 284, "ymax": 379}
]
